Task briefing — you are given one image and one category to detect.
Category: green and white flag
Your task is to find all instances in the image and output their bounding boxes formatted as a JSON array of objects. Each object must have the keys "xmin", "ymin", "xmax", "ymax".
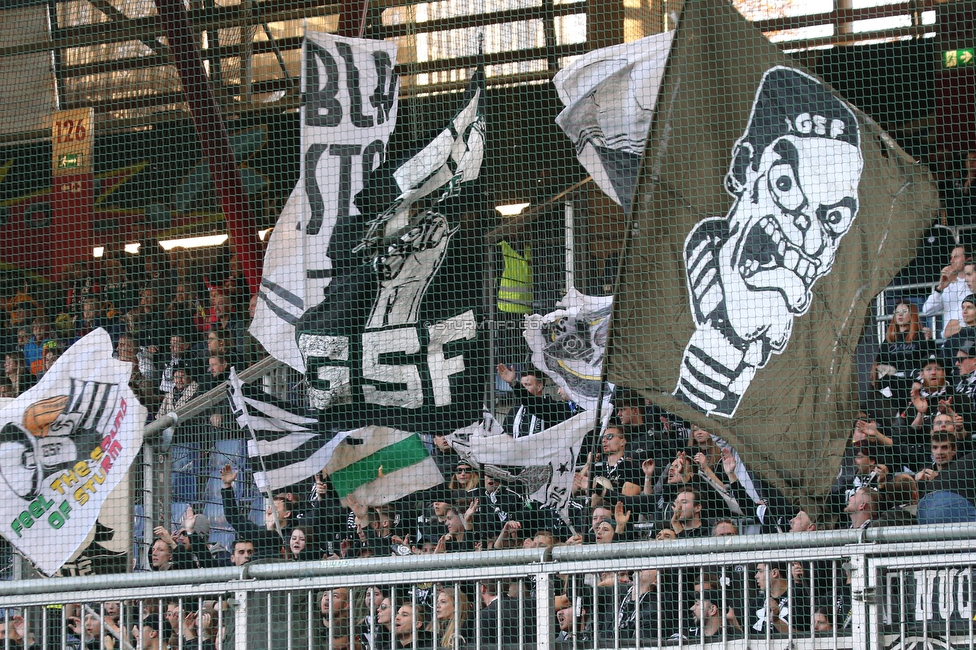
[{"xmin": 323, "ymin": 426, "xmax": 443, "ymax": 506}]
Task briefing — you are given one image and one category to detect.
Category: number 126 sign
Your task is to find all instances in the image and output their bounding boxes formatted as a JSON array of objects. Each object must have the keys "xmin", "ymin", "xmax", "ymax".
[{"xmin": 52, "ymin": 108, "xmax": 93, "ymax": 175}]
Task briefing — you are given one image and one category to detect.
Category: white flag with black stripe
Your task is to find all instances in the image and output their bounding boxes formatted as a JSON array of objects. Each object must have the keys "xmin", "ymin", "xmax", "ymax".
[
  {"xmin": 553, "ymin": 32, "xmax": 674, "ymax": 214},
  {"xmin": 228, "ymin": 369, "xmax": 350, "ymax": 492},
  {"xmin": 250, "ymin": 31, "xmax": 399, "ymax": 372}
]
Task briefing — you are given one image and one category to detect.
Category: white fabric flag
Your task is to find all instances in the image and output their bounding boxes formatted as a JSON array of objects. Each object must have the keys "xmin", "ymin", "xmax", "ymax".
[
  {"xmin": 251, "ymin": 31, "xmax": 399, "ymax": 371},
  {"xmin": 553, "ymin": 32, "xmax": 674, "ymax": 213},
  {"xmin": 227, "ymin": 369, "xmax": 338, "ymax": 493},
  {"xmin": 0, "ymin": 328, "xmax": 146, "ymax": 576},
  {"xmin": 447, "ymin": 410, "xmax": 595, "ymax": 515},
  {"xmin": 524, "ymin": 288, "xmax": 613, "ymax": 412}
]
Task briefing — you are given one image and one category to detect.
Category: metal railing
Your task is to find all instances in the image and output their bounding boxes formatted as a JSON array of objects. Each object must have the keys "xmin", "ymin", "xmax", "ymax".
[
  {"xmin": 4, "ymin": 525, "xmax": 976, "ymax": 649},
  {"xmin": 872, "ymin": 223, "xmax": 976, "ymax": 343}
]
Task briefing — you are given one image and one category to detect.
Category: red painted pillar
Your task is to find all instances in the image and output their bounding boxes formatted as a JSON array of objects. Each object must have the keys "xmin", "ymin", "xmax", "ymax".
[{"xmin": 154, "ymin": 0, "xmax": 262, "ymax": 297}]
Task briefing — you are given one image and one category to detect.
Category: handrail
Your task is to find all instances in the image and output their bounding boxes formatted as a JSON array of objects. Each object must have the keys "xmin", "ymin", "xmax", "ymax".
[
  {"xmin": 0, "ymin": 547, "xmax": 549, "ymax": 597},
  {"xmin": 8, "ymin": 524, "xmax": 976, "ymax": 599},
  {"xmin": 144, "ymin": 354, "xmax": 283, "ymax": 439}
]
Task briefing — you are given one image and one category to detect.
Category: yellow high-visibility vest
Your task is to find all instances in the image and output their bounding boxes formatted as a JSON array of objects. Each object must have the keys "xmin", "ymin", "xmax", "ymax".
[{"xmin": 498, "ymin": 240, "xmax": 533, "ymax": 314}]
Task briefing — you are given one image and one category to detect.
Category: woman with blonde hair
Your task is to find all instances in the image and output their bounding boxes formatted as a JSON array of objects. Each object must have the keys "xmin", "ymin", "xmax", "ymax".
[
  {"xmin": 448, "ymin": 460, "xmax": 480, "ymax": 492},
  {"xmin": 431, "ymin": 586, "xmax": 472, "ymax": 649}
]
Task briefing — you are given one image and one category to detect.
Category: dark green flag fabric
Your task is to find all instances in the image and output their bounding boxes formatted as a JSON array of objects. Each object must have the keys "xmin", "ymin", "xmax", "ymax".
[{"xmin": 606, "ymin": 0, "xmax": 940, "ymax": 514}]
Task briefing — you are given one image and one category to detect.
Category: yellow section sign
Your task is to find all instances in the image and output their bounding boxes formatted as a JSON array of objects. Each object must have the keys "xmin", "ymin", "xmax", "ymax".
[{"xmin": 52, "ymin": 108, "xmax": 93, "ymax": 175}]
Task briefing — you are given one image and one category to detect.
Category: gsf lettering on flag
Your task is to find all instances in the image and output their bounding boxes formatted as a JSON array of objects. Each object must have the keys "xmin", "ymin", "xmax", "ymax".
[
  {"xmin": 251, "ymin": 32, "xmax": 399, "ymax": 372},
  {"xmin": 295, "ymin": 65, "xmax": 487, "ymax": 436}
]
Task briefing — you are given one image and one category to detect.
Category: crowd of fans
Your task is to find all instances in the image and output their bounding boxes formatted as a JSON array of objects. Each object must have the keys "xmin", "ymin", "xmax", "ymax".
[{"xmin": 4, "ymin": 210, "xmax": 976, "ymax": 646}]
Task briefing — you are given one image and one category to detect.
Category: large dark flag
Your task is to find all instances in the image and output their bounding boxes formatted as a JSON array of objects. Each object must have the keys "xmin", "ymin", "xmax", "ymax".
[
  {"xmin": 604, "ymin": 0, "xmax": 939, "ymax": 513},
  {"xmin": 295, "ymin": 67, "xmax": 487, "ymax": 437}
]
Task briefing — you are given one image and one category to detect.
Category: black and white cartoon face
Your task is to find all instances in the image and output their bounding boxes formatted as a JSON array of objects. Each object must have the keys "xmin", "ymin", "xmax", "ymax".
[
  {"xmin": 674, "ymin": 67, "xmax": 863, "ymax": 418},
  {"xmin": 720, "ymin": 132, "xmax": 862, "ymax": 349}
]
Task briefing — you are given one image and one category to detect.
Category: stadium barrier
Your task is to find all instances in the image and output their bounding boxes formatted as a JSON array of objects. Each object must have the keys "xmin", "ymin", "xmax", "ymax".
[{"xmin": 2, "ymin": 526, "xmax": 976, "ymax": 649}]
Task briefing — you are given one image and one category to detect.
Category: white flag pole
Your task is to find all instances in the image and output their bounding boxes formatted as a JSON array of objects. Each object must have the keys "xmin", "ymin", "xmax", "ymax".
[{"xmin": 229, "ymin": 370, "xmax": 283, "ymax": 538}]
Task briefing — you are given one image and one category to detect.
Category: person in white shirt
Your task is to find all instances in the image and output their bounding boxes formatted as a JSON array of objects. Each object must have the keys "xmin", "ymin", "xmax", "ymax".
[{"xmin": 922, "ymin": 245, "xmax": 970, "ymax": 338}]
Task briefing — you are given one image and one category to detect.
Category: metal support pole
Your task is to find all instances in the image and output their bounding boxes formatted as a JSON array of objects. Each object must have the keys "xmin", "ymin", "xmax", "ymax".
[
  {"xmin": 565, "ymin": 199, "xmax": 574, "ymax": 294},
  {"xmin": 153, "ymin": 0, "xmax": 263, "ymax": 298},
  {"xmin": 141, "ymin": 443, "xmax": 154, "ymax": 571},
  {"xmin": 235, "ymin": 589, "xmax": 249, "ymax": 650},
  {"xmin": 535, "ymin": 571, "xmax": 555, "ymax": 650},
  {"xmin": 850, "ymin": 552, "xmax": 873, "ymax": 650}
]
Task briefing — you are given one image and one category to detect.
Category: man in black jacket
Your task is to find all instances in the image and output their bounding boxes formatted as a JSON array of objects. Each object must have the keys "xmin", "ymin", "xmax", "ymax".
[
  {"xmin": 496, "ymin": 364, "xmax": 571, "ymax": 437},
  {"xmin": 468, "ymin": 473, "xmax": 524, "ymax": 545},
  {"xmin": 478, "ymin": 580, "xmax": 536, "ymax": 648},
  {"xmin": 220, "ymin": 464, "xmax": 290, "ymax": 559}
]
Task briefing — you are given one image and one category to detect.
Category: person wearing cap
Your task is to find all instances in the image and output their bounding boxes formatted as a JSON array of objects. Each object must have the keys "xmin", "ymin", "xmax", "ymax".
[
  {"xmin": 448, "ymin": 460, "xmax": 479, "ymax": 494},
  {"xmin": 830, "ymin": 439, "xmax": 886, "ymax": 517},
  {"xmin": 952, "ymin": 339, "xmax": 976, "ymax": 442},
  {"xmin": 132, "ymin": 616, "xmax": 163, "ymax": 650},
  {"xmin": 467, "ymin": 471, "xmax": 524, "ymax": 546},
  {"xmin": 37, "ymin": 340, "xmax": 61, "ymax": 379},
  {"xmin": 496, "ymin": 363, "xmax": 572, "ymax": 438},
  {"xmin": 942, "ymin": 295, "xmax": 976, "ymax": 364},
  {"xmin": 922, "ymin": 244, "xmax": 971, "ymax": 339},
  {"xmin": 906, "ymin": 354, "xmax": 952, "ymax": 434},
  {"xmin": 159, "ymin": 331, "xmax": 197, "ymax": 395}
]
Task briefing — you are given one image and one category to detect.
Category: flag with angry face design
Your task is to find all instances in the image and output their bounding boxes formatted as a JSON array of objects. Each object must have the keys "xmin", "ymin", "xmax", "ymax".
[{"xmin": 605, "ymin": 0, "xmax": 939, "ymax": 514}]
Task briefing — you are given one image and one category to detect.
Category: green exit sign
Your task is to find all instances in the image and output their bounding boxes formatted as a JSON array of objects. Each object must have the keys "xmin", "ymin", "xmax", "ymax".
[
  {"xmin": 944, "ymin": 48, "xmax": 975, "ymax": 68},
  {"xmin": 57, "ymin": 153, "xmax": 80, "ymax": 169}
]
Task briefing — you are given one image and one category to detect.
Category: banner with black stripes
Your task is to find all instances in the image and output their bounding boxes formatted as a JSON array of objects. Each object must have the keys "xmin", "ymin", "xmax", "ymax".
[
  {"xmin": 250, "ymin": 31, "xmax": 399, "ymax": 372},
  {"xmin": 227, "ymin": 368, "xmax": 351, "ymax": 492}
]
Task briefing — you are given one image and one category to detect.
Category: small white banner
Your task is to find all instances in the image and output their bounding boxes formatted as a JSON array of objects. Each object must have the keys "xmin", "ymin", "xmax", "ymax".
[
  {"xmin": 0, "ymin": 329, "xmax": 146, "ymax": 576},
  {"xmin": 524, "ymin": 288, "xmax": 613, "ymax": 412}
]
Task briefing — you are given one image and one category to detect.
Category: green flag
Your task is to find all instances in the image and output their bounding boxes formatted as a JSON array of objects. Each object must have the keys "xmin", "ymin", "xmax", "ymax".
[{"xmin": 606, "ymin": 0, "xmax": 939, "ymax": 514}]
